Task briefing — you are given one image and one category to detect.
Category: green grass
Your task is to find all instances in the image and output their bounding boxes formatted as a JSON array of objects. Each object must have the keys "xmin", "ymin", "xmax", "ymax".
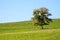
[
  {"xmin": 0, "ymin": 19, "xmax": 60, "ymax": 40},
  {"xmin": 0, "ymin": 29, "xmax": 60, "ymax": 40}
]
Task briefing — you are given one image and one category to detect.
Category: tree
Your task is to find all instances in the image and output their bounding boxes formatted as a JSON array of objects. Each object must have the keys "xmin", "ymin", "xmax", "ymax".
[{"xmin": 32, "ymin": 7, "xmax": 52, "ymax": 29}]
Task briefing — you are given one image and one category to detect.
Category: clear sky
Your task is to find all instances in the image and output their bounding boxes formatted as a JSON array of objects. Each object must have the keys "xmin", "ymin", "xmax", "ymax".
[{"xmin": 0, "ymin": 0, "xmax": 60, "ymax": 23}]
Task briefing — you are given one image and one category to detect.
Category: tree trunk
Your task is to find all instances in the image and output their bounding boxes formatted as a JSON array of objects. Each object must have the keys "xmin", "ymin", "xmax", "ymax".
[{"xmin": 41, "ymin": 26, "xmax": 43, "ymax": 29}]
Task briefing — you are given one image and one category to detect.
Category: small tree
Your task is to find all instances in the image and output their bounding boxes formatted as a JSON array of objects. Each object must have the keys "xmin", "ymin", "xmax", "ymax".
[{"xmin": 32, "ymin": 7, "xmax": 52, "ymax": 29}]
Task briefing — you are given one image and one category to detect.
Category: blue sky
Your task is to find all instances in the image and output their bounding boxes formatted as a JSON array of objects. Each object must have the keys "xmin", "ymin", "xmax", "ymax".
[{"xmin": 0, "ymin": 0, "xmax": 60, "ymax": 23}]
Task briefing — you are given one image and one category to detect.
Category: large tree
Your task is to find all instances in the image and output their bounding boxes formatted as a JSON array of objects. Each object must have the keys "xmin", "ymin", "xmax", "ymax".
[{"xmin": 32, "ymin": 7, "xmax": 52, "ymax": 29}]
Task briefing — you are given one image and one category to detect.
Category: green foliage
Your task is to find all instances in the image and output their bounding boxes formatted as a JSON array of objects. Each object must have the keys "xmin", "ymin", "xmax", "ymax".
[
  {"xmin": 39, "ymin": 7, "xmax": 48, "ymax": 14},
  {"xmin": 32, "ymin": 7, "xmax": 52, "ymax": 29}
]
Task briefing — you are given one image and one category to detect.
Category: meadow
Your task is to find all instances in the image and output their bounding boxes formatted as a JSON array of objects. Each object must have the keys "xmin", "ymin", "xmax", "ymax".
[{"xmin": 0, "ymin": 19, "xmax": 60, "ymax": 40}]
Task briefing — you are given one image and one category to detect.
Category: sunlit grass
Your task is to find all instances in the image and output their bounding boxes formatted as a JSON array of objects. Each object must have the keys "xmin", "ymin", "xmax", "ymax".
[{"xmin": 0, "ymin": 19, "xmax": 60, "ymax": 40}]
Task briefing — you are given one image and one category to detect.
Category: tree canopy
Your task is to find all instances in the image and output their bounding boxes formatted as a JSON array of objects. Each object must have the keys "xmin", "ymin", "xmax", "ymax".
[{"xmin": 32, "ymin": 7, "xmax": 52, "ymax": 29}]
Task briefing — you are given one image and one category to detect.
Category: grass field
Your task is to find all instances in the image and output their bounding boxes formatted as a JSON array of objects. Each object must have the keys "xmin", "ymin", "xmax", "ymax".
[{"xmin": 0, "ymin": 19, "xmax": 60, "ymax": 40}]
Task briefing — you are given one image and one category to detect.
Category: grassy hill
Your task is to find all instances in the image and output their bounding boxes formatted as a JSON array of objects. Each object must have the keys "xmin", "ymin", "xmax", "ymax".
[{"xmin": 0, "ymin": 19, "xmax": 60, "ymax": 40}]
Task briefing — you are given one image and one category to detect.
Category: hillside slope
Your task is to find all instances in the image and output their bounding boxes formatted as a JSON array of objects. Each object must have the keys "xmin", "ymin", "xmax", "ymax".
[
  {"xmin": 0, "ymin": 19, "xmax": 60, "ymax": 40},
  {"xmin": 0, "ymin": 19, "xmax": 60, "ymax": 33}
]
